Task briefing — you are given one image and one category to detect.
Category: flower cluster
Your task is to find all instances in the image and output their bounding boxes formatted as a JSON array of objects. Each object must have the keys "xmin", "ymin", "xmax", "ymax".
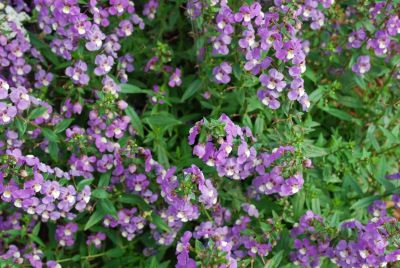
[
  {"xmin": 189, "ymin": 114, "xmax": 304, "ymax": 196},
  {"xmin": 55, "ymin": 222, "xmax": 78, "ymax": 247},
  {"xmin": 201, "ymin": 1, "xmax": 334, "ymax": 110},
  {"xmin": 290, "ymin": 208, "xmax": 400, "ymax": 267},
  {"xmin": 0, "ymin": 0, "xmax": 399, "ymax": 267},
  {"xmin": 343, "ymin": 3, "xmax": 400, "ymax": 76},
  {"xmin": 0, "ymin": 153, "xmax": 91, "ymax": 222}
]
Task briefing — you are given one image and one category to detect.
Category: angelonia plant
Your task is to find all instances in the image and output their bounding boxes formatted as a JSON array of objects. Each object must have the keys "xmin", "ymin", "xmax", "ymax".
[{"xmin": 0, "ymin": 0, "xmax": 399, "ymax": 268}]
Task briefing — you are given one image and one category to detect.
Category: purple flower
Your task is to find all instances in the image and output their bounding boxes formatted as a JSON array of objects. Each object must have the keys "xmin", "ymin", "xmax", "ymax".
[
  {"xmin": 244, "ymin": 48, "xmax": 272, "ymax": 75},
  {"xmin": 259, "ymin": 69, "xmax": 286, "ymax": 92},
  {"xmin": 213, "ymin": 62, "xmax": 232, "ymax": 84},
  {"xmin": 176, "ymin": 231, "xmax": 196, "ymax": 268},
  {"xmin": 94, "ymin": 54, "xmax": 114, "ymax": 76},
  {"xmin": 0, "ymin": 78, "xmax": 9, "ymax": 99},
  {"xmin": 198, "ymin": 179, "xmax": 218, "ymax": 209},
  {"xmin": 168, "ymin": 68, "xmax": 182, "ymax": 87},
  {"xmin": 143, "ymin": 0, "xmax": 159, "ymax": 20},
  {"xmin": 242, "ymin": 203, "xmax": 259, "ymax": 218},
  {"xmin": 347, "ymin": 28, "xmax": 366, "ymax": 49},
  {"xmin": 186, "ymin": 0, "xmax": 202, "ymax": 19},
  {"xmin": 9, "ymin": 86, "xmax": 30, "ymax": 110},
  {"xmin": 386, "ymin": 15, "xmax": 400, "ymax": 36},
  {"xmin": 55, "ymin": 223, "xmax": 78, "ymax": 247},
  {"xmin": 279, "ymin": 174, "xmax": 304, "ymax": 196},
  {"xmin": 34, "ymin": 69, "xmax": 53, "ymax": 88},
  {"xmin": 54, "ymin": 0, "xmax": 80, "ymax": 15},
  {"xmin": 352, "ymin": 55, "xmax": 371, "ymax": 76},
  {"xmin": 288, "ymin": 78, "xmax": 305, "ymax": 101},
  {"xmin": 72, "ymin": 13, "xmax": 92, "ymax": 36},
  {"xmin": 144, "ymin": 56, "xmax": 159, "ymax": 72},
  {"xmin": 368, "ymin": 200, "xmax": 387, "ymax": 218},
  {"xmin": 211, "ymin": 34, "xmax": 231, "ymax": 55},
  {"xmin": 386, "ymin": 172, "xmax": 400, "ymax": 179},
  {"xmin": 86, "ymin": 232, "xmax": 106, "ymax": 248},
  {"xmin": 85, "ymin": 25, "xmax": 106, "ymax": 51},
  {"xmin": 257, "ymin": 89, "xmax": 280, "ymax": 109},
  {"xmin": 215, "ymin": 6, "xmax": 235, "ymax": 35},
  {"xmin": 367, "ymin": 30, "xmax": 390, "ymax": 56},
  {"xmin": 65, "ymin": 61, "xmax": 90, "ymax": 85},
  {"xmin": 238, "ymin": 26, "xmax": 258, "ymax": 50},
  {"xmin": 117, "ymin": 20, "xmax": 134, "ymax": 37}
]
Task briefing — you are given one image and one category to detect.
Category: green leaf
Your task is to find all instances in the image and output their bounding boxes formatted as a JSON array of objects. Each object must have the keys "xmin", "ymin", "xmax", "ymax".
[
  {"xmin": 77, "ymin": 178, "xmax": 94, "ymax": 191},
  {"xmin": 32, "ymin": 222, "xmax": 41, "ymax": 236},
  {"xmin": 181, "ymin": 79, "xmax": 202, "ymax": 102},
  {"xmin": 119, "ymin": 194, "xmax": 151, "ymax": 211},
  {"xmin": 309, "ymin": 86, "xmax": 326, "ymax": 103},
  {"xmin": 48, "ymin": 141, "xmax": 59, "ymax": 162},
  {"xmin": 28, "ymin": 234, "xmax": 45, "ymax": 247},
  {"xmin": 265, "ymin": 250, "xmax": 283, "ymax": 268},
  {"xmin": 302, "ymin": 144, "xmax": 328, "ymax": 158},
  {"xmin": 151, "ymin": 212, "xmax": 171, "ymax": 232},
  {"xmin": 120, "ymin": 84, "xmax": 149, "ymax": 94},
  {"xmin": 354, "ymin": 76, "xmax": 367, "ymax": 90},
  {"xmin": 304, "ymin": 68, "xmax": 317, "ymax": 83},
  {"xmin": 71, "ymin": 255, "xmax": 81, "ymax": 262},
  {"xmin": 144, "ymin": 113, "xmax": 182, "ymax": 128},
  {"xmin": 91, "ymin": 189, "xmax": 109, "ymax": 199},
  {"xmin": 54, "ymin": 119, "xmax": 74, "ymax": 133},
  {"xmin": 293, "ymin": 191, "xmax": 305, "ymax": 218},
  {"xmin": 232, "ymin": 63, "xmax": 242, "ymax": 80},
  {"xmin": 148, "ymin": 257, "xmax": 159, "ymax": 268},
  {"xmin": 41, "ymin": 128, "xmax": 58, "ymax": 142},
  {"xmin": 376, "ymin": 157, "xmax": 395, "ymax": 190},
  {"xmin": 311, "ymin": 198, "xmax": 321, "ymax": 215},
  {"xmin": 28, "ymin": 33, "xmax": 60, "ymax": 65},
  {"xmin": 322, "ymin": 107, "xmax": 353, "ymax": 121},
  {"xmin": 15, "ymin": 117, "xmax": 27, "ymax": 136},
  {"xmin": 84, "ymin": 209, "xmax": 105, "ymax": 230},
  {"xmin": 260, "ymin": 222, "xmax": 272, "ymax": 232},
  {"xmin": 367, "ymin": 125, "xmax": 380, "ymax": 151},
  {"xmin": 254, "ymin": 116, "xmax": 264, "ymax": 137},
  {"xmin": 106, "ymin": 248, "xmax": 126, "ymax": 258},
  {"xmin": 29, "ymin": 107, "xmax": 48, "ymax": 120},
  {"xmin": 98, "ymin": 171, "xmax": 111, "ymax": 187},
  {"xmin": 125, "ymin": 106, "xmax": 144, "ymax": 137},
  {"xmin": 350, "ymin": 195, "xmax": 381, "ymax": 210},
  {"xmin": 99, "ymin": 199, "xmax": 118, "ymax": 219}
]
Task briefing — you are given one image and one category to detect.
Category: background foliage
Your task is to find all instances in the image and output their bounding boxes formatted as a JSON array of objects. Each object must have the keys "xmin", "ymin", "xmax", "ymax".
[{"xmin": 0, "ymin": 0, "xmax": 399, "ymax": 267}]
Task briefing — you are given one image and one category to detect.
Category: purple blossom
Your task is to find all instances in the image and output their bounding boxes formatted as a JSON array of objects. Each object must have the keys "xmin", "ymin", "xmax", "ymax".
[
  {"xmin": 168, "ymin": 68, "xmax": 182, "ymax": 87},
  {"xmin": 65, "ymin": 61, "xmax": 90, "ymax": 85},
  {"xmin": 85, "ymin": 25, "xmax": 106, "ymax": 51},
  {"xmin": 213, "ymin": 62, "xmax": 232, "ymax": 84},
  {"xmin": 176, "ymin": 231, "xmax": 196, "ymax": 268},
  {"xmin": 9, "ymin": 86, "xmax": 30, "ymax": 110},
  {"xmin": 257, "ymin": 89, "xmax": 280, "ymax": 109},
  {"xmin": 94, "ymin": 54, "xmax": 114, "ymax": 76},
  {"xmin": 143, "ymin": 0, "xmax": 159, "ymax": 20},
  {"xmin": 55, "ymin": 223, "xmax": 78, "ymax": 247},
  {"xmin": 86, "ymin": 232, "xmax": 106, "ymax": 248},
  {"xmin": 259, "ymin": 69, "xmax": 286, "ymax": 92},
  {"xmin": 198, "ymin": 179, "xmax": 218, "ymax": 209},
  {"xmin": 352, "ymin": 55, "xmax": 371, "ymax": 76}
]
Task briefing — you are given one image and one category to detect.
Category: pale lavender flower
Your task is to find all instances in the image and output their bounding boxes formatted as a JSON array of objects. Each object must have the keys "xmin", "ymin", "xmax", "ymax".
[
  {"xmin": 352, "ymin": 55, "xmax": 370, "ymax": 76},
  {"xmin": 94, "ymin": 54, "xmax": 114, "ymax": 76},
  {"xmin": 213, "ymin": 62, "xmax": 232, "ymax": 84}
]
